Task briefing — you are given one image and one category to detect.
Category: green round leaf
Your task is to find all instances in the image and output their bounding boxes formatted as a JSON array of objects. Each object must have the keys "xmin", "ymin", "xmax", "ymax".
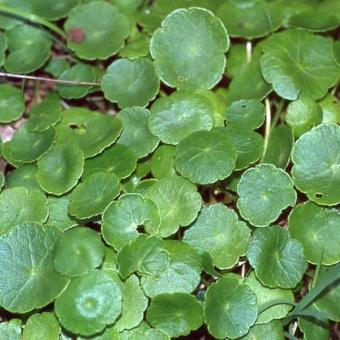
[
  {"xmin": 69, "ymin": 172, "xmax": 121, "ymax": 219},
  {"xmin": 10, "ymin": 125, "xmax": 56, "ymax": 163},
  {"xmin": 226, "ymin": 128, "xmax": 264, "ymax": 170},
  {"xmin": 23, "ymin": 312, "xmax": 60, "ymax": 340},
  {"xmin": 116, "ymin": 275, "xmax": 148, "ymax": 332},
  {"xmin": 149, "ymin": 91, "xmax": 214, "ymax": 145},
  {"xmin": 217, "ymin": 0, "xmax": 284, "ymax": 39},
  {"xmin": 54, "ymin": 227, "xmax": 106, "ymax": 277},
  {"xmin": 117, "ymin": 107, "xmax": 159, "ymax": 158},
  {"xmin": 262, "ymin": 125, "xmax": 294, "ymax": 169},
  {"xmin": 286, "ymin": 95, "xmax": 322, "ymax": 137},
  {"xmin": 102, "ymin": 193, "xmax": 160, "ymax": 251},
  {"xmin": 183, "ymin": 204, "xmax": 250, "ymax": 269},
  {"xmin": 0, "ymin": 187, "xmax": 48, "ymax": 235},
  {"xmin": 147, "ymin": 293, "xmax": 203, "ymax": 338},
  {"xmin": 56, "ymin": 108, "xmax": 123, "ymax": 158},
  {"xmin": 0, "ymin": 321, "xmax": 21, "ymax": 340},
  {"xmin": 5, "ymin": 24, "xmax": 52, "ymax": 74},
  {"xmin": 117, "ymin": 235, "xmax": 169, "ymax": 279},
  {"xmin": 119, "ymin": 32, "xmax": 150, "ymax": 60},
  {"xmin": 37, "ymin": 143, "xmax": 84, "ymax": 195},
  {"xmin": 291, "ymin": 124, "xmax": 340, "ymax": 205},
  {"xmin": 102, "ymin": 58, "xmax": 160, "ymax": 109},
  {"xmin": 141, "ymin": 240, "xmax": 202, "ymax": 298},
  {"xmin": 55, "ymin": 270, "xmax": 122, "ymax": 336},
  {"xmin": 45, "ymin": 195, "xmax": 78, "ymax": 232},
  {"xmin": 0, "ymin": 223, "xmax": 69, "ymax": 313},
  {"xmin": 57, "ymin": 64, "xmax": 99, "ymax": 99},
  {"xmin": 204, "ymin": 274, "xmax": 258, "ymax": 339},
  {"xmin": 247, "ymin": 226, "xmax": 307, "ymax": 289},
  {"xmin": 0, "ymin": 84, "xmax": 24, "ymax": 123},
  {"xmin": 225, "ymin": 99, "xmax": 265, "ymax": 130},
  {"xmin": 150, "ymin": 7, "xmax": 229, "ymax": 90},
  {"xmin": 64, "ymin": 1, "xmax": 130, "ymax": 60},
  {"xmin": 288, "ymin": 201, "xmax": 340, "ymax": 265},
  {"xmin": 260, "ymin": 29, "xmax": 339, "ymax": 100},
  {"xmin": 145, "ymin": 176, "xmax": 202, "ymax": 237},
  {"xmin": 240, "ymin": 320, "xmax": 284, "ymax": 340},
  {"xmin": 26, "ymin": 94, "xmax": 62, "ymax": 132},
  {"xmin": 6, "ymin": 164, "xmax": 42, "ymax": 192},
  {"xmin": 150, "ymin": 145, "xmax": 176, "ymax": 179},
  {"xmin": 237, "ymin": 164, "xmax": 297, "ymax": 227},
  {"xmin": 319, "ymin": 94, "xmax": 340, "ymax": 124},
  {"xmin": 246, "ymin": 272, "xmax": 294, "ymax": 324},
  {"xmin": 314, "ymin": 265, "xmax": 340, "ymax": 322},
  {"xmin": 31, "ymin": 0, "xmax": 80, "ymax": 20},
  {"xmin": 175, "ymin": 127, "xmax": 237, "ymax": 184}
]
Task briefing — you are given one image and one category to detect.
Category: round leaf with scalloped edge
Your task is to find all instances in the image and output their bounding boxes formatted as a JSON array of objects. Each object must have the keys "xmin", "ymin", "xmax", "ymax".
[
  {"xmin": 150, "ymin": 7, "xmax": 229, "ymax": 90},
  {"xmin": 0, "ymin": 84, "xmax": 25, "ymax": 123},
  {"xmin": 69, "ymin": 172, "xmax": 121, "ymax": 219},
  {"xmin": 247, "ymin": 226, "xmax": 307, "ymax": 289},
  {"xmin": 102, "ymin": 193, "xmax": 160, "ymax": 251},
  {"xmin": 237, "ymin": 164, "xmax": 297, "ymax": 227},
  {"xmin": 292, "ymin": 124, "xmax": 340, "ymax": 205},
  {"xmin": 37, "ymin": 143, "xmax": 84, "ymax": 195},
  {"xmin": 288, "ymin": 201, "xmax": 340, "ymax": 265},
  {"xmin": 147, "ymin": 293, "xmax": 203, "ymax": 338},
  {"xmin": 55, "ymin": 270, "xmax": 122, "ymax": 336},
  {"xmin": 204, "ymin": 274, "xmax": 258, "ymax": 339},
  {"xmin": 175, "ymin": 127, "xmax": 237, "ymax": 185},
  {"xmin": 56, "ymin": 108, "xmax": 122, "ymax": 158},
  {"xmin": 260, "ymin": 29, "xmax": 339, "ymax": 100},
  {"xmin": 145, "ymin": 176, "xmax": 201, "ymax": 237},
  {"xmin": 22, "ymin": 312, "xmax": 60, "ymax": 340},
  {"xmin": 0, "ymin": 223, "xmax": 69, "ymax": 313},
  {"xmin": 183, "ymin": 204, "xmax": 250, "ymax": 269},
  {"xmin": 64, "ymin": 1, "xmax": 130, "ymax": 60}
]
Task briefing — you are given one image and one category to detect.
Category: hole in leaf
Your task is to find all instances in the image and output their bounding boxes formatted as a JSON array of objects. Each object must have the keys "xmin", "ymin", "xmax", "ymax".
[{"xmin": 315, "ymin": 192, "xmax": 323, "ymax": 198}]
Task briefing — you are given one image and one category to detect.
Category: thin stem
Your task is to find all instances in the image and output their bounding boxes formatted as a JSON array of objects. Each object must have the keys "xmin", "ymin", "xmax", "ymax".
[
  {"xmin": 261, "ymin": 99, "xmax": 272, "ymax": 163},
  {"xmin": 246, "ymin": 41, "xmax": 252, "ymax": 63},
  {"xmin": 0, "ymin": 4, "xmax": 67, "ymax": 39},
  {"xmin": 0, "ymin": 72, "xmax": 101, "ymax": 87}
]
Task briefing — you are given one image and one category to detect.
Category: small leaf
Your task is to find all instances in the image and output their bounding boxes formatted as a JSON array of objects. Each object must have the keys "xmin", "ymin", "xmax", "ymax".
[
  {"xmin": 260, "ymin": 29, "xmax": 339, "ymax": 100},
  {"xmin": 64, "ymin": 1, "xmax": 130, "ymax": 60},
  {"xmin": 69, "ymin": 172, "xmax": 121, "ymax": 219},
  {"xmin": 55, "ymin": 270, "xmax": 122, "ymax": 336},
  {"xmin": 246, "ymin": 272, "xmax": 294, "ymax": 324},
  {"xmin": 0, "ymin": 223, "xmax": 69, "ymax": 313},
  {"xmin": 291, "ymin": 124, "xmax": 340, "ymax": 205},
  {"xmin": 102, "ymin": 193, "xmax": 160, "ymax": 251},
  {"xmin": 150, "ymin": 145, "xmax": 176, "ymax": 179},
  {"xmin": 247, "ymin": 226, "xmax": 307, "ymax": 289},
  {"xmin": 0, "ymin": 187, "xmax": 48, "ymax": 235},
  {"xmin": 54, "ymin": 227, "xmax": 106, "ymax": 277},
  {"xmin": 83, "ymin": 144, "xmax": 137, "ymax": 180},
  {"xmin": 288, "ymin": 201, "xmax": 340, "ymax": 265},
  {"xmin": 145, "ymin": 176, "xmax": 202, "ymax": 237},
  {"xmin": 102, "ymin": 58, "xmax": 160, "ymax": 109},
  {"xmin": 147, "ymin": 293, "xmax": 203, "ymax": 338},
  {"xmin": 36, "ymin": 143, "xmax": 84, "ymax": 195},
  {"xmin": 0, "ymin": 320, "xmax": 21, "ymax": 340},
  {"xmin": 26, "ymin": 94, "xmax": 62, "ymax": 132},
  {"xmin": 183, "ymin": 203, "xmax": 250, "ymax": 269},
  {"xmin": 149, "ymin": 90, "xmax": 214, "ymax": 145},
  {"xmin": 204, "ymin": 274, "xmax": 258, "ymax": 339},
  {"xmin": 141, "ymin": 240, "xmax": 201, "ymax": 298},
  {"xmin": 237, "ymin": 164, "xmax": 296, "ymax": 227},
  {"xmin": 9, "ymin": 125, "xmax": 56, "ymax": 163},
  {"xmin": 23, "ymin": 312, "xmax": 60, "ymax": 340},
  {"xmin": 150, "ymin": 7, "xmax": 229, "ymax": 90},
  {"xmin": 56, "ymin": 108, "xmax": 122, "ymax": 158},
  {"xmin": 117, "ymin": 107, "xmax": 159, "ymax": 158},
  {"xmin": 175, "ymin": 127, "xmax": 237, "ymax": 184},
  {"xmin": 0, "ymin": 84, "xmax": 25, "ymax": 123}
]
